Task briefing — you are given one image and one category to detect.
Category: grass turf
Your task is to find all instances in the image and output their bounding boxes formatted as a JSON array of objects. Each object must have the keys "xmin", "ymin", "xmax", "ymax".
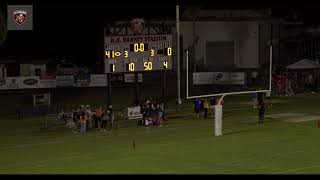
[{"xmin": 1, "ymin": 94, "xmax": 320, "ymax": 174}]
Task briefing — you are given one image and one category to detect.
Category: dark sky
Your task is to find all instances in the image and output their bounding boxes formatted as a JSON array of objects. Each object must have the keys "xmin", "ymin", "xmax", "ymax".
[
  {"xmin": 0, "ymin": 4, "xmax": 176, "ymax": 65},
  {"xmin": 2, "ymin": 3, "xmax": 320, "ymax": 66}
]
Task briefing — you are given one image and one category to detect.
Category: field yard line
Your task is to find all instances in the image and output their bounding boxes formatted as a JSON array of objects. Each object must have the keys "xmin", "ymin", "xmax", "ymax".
[
  {"xmin": 272, "ymin": 163, "xmax": 320, "ymax": 174},
  {"xmin": 1, "ymin": 106, "xmax": 249, "ymax": 135},
  {"xmin": 0, "ymin": 104, "xmax": 303, "ymax": 152},
  {"xmin": 163, "ymin": 149, "xmax": 306, "ymax": 173},
  {"xmin": 0, "ymin": 123, "xmax": 208, "ymax": 151},
  {"xmin": 0, "ymin": 117, "xmax": 262, "ymax": 152},
  {"xmin": 3, "ymin": 152, "xmax": 97, "ymax": 168},
  {"xmin": 0, "ymin": 135, "xmax": 310, "ymax": 172},
  {"xmin": 0, "ymin": 118, "xmax": 225, "ymax": 151},
  {"xmin": 0, "ymin": 140, "xmax": 64, "ymax": 151}
]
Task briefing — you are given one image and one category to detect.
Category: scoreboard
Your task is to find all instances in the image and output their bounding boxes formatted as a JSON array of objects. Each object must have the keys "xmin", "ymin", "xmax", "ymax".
[{"xmin": 104, "ymin": 34, "xmax": 172, "ymax": 73}]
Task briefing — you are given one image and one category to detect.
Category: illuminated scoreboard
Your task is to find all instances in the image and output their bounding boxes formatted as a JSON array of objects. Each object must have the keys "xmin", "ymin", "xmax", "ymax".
[{"xmin": 104, "ymin": 34, "xmax": 173, "ymax": 73}]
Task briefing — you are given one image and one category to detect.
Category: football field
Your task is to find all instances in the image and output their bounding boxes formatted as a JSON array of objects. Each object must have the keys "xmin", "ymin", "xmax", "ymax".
[{"xmin": 1, "ymin": 94, "xmax": 320, "ymax": 174}]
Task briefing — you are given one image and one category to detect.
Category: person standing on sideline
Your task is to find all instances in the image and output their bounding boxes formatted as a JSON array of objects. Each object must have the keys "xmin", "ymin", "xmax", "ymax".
[
  {"xmin": 210, "ymin": 97, "xmax": 217, "ymax": 117},
  {"xmin": 257, "ymin": 92, "xmax": 266, "ymax": 124},
  {"xmin": 200, "ymin": 98, "xmax": 205, "ymax": 117},
  {"xmin": 193, "ymin": 98, "xmax": 201, "ymax": 118},
  {"xmin": 107, "ymin": 105, "xmax": 113, "ymax": 128},
  {"xmin": 79, "ymin": 112, "xmax": 87, "ymax": 134},
  {"xmin": 251, "ymin": 71, "xmax": 258, "ymax": 86},
  {"xmin": 95, "ymin": 106, "xmax": 103, "ymax": 130},
  {"xmin": 203, "ymin": 98, "xmax": 209, "ymax": 119},
  {"xmin": 266, "ymin": 91, "xmax": 272, "ymax": 107},
  {"xmin": 251, "ymin": 92, "xmax": 257, "ymax": 109}
]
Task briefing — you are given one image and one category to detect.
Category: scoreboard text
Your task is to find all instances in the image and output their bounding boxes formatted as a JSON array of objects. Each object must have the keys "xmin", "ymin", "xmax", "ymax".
[{"xmin": 104, "ymin": 35, "xmax": 172, "ymax": 73}]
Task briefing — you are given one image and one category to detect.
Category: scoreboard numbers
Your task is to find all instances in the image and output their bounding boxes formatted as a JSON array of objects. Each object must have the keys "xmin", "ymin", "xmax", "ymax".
[
  {"xmin": 167, "ymin": 47, "xmax": 172, "ymax": 56},
  {"xmin": 104, "ymin": 35, "xmax": 172, "ymax": 73},
  {"xmin": 144, "ymin": 62, "xmax": 152, "ymax": 71},
  {"xmin": 105, "ymin": 51, "xmax": 110, "ymax": 58},
  {"xmin": 127, "ymin": 63, "xmax": 135, "ymax": 71},
  {"xmin": 133, "ymin": 43, "xmax": 145, "ymax": 52},
  {"xmin": 163, "ymin": 61, "xmax": 168, "ymax": 69},
  {"xmin": 110, "ymin": 64, "xmax": 115, "ymax": 72}
]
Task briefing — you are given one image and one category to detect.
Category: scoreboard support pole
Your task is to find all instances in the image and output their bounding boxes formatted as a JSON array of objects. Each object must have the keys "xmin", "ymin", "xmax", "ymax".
[
  {"xmin": 162, "ymin": 70, "xmax": 167, "ymax": 109},
  {"xmin": 135, "ymin": 72, "xmax": 140, "ymax": 104},
  {"xmin": 176, "ymin": 5, "xmax": 182, "ymax": 105},
  {"xmin": 107, "ymin": 73, "xmax": 112, "ymax": 107}
]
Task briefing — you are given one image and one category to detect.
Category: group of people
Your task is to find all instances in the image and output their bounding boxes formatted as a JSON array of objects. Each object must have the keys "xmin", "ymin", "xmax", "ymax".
[
  {"xmin": 193, "ymin": 96, "xmax": 224, "ymax": 119},
  {"xmin": 60, "ymin": 104, "xmax": 114, "ymax": 134},
  {"xmin": 140, "ymin": 97, "xmax": 165, "ymax": 126},
  {"xmin": 192, "ymin": 92, "xmax": 267, "ymax": 124},
  {"xmin": 274, "ymin": 72, "xmax": 320, "ymax": 96},
  {"xmin": 274, "ymin": 73, "xmax": 295, "ymax": 96}
]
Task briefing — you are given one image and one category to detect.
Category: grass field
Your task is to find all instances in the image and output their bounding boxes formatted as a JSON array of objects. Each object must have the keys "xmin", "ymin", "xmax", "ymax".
[{"xmin": 1, "ymin": 94, "xmax": 320, "ymax": 174}]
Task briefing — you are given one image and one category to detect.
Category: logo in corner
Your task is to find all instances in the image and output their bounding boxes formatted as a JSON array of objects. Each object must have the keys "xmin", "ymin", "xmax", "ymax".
[{"xmin": 13, "ymin": 10, "xmax": 27, "ymax": 25}]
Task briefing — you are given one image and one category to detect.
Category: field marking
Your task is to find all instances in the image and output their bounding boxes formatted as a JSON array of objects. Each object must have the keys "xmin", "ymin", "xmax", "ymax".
[
  {"xmin": 0, "ymin": 109, "xmax": 301, "ymax": 153},
  {"xmin": 0, "ymin": 113, "xmax": 278, "ymax": 152},
  {"xmin": 0, "ymin": 140, "xmax": 64, "ymax": 151},
  {"xmin": 0, "ymin": 133, "xmax": 314, "ymax": 173},
  {"xmin": 163, "ymin": 149, "xmax": 307, "ymax": 174},
  {"xmin": 272, "ymin": 163, "xmax": 320, "ymax": 174}
]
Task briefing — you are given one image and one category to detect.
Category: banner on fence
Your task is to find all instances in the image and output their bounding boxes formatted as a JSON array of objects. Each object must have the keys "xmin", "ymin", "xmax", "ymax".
[
  {"xmin": 19, "ymin": 76, "xmax": 40, "ymax": 89},
  {"xmin": 39, "ymin": 78, "xmax": 56, "ymax": 88},
  {"xmin": 74, "ymin": 73, "xmax": 90, "ymax": 87},
  {"xmin": 56, "ymin": 76, "xmax": 74, "ymax": 87},
  {"xmin": 5, "ymin": 77, "xmax": 20, "ymax": 89},
  {"xmin": 124, "ymin": 73, "xmax": 143, "ymax": 83},
  {"xmin": 127, "ymin": 106, "xmax": 143, "ymax": 120},
  {"xmin": 89, "ymin": 74, "xmax": 107, "ymax": 87},
  {"xmin": 193, "ymin": 72, "xmax": 245, "ymax": 85}
]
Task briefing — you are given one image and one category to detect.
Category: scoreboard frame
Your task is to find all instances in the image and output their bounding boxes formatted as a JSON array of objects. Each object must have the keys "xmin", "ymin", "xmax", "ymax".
[{"xmin": 104, "ymin": 34, "xmax": 173, "ymax": 73}]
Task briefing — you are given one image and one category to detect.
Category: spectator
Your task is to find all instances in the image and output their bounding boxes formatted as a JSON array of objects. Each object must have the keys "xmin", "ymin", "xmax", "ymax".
[
  {"xmin": 95, "ymin": 106, "xmax": 103, "ymax": 130},
  {"xmin": 200, "ymin": 98, "xmax": 205, "ymax": 117},
  {"xmin": 85, "ymin": 106, "xmax": 93, "ymax": 130},
  {"xmin": 251, "ymin": 71, "xmax": 258, "ymax": 86},
  {"xmin": 101, "ymin": 109, "xmax": 108, "ymax": 132},
  {"xmin": 266, "ymin": 91, "xmax": 272, "ymax": 107},
  {"xmin": 193, "ymin": 98, "xmax": 201, "ymax": 118},
  {"xmin": 251, "ymin": 92, "xmax": 257, "ymax": 109},
  {"xmin": 210, "ymin": 97, "xmax": 217, "ymax": 118},
  {"xmin": 158, "ymin": 104, "xmax": 164, "ymax": 125},
  {"xmin": 217, "ymin": 96, "xmax": 224, "ymax": 106},
  {"xmin": 107, "ymin": 105, "xmax": 113, "ymax": 128},
  {"xmin": 79, "ymin": 112, "xmax": 87, "ymax": 134},
  {"xmin": 203, "ymin": 98, "xmax": 209, "ymax": 119},
  {"xmin": 257, "ymin": 92, "xmax": 266, "ymax": 124}
]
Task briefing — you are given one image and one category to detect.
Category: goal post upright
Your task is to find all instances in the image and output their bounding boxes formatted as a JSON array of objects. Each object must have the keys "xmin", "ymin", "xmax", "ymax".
[{"xmin": 185, "ymin": 44, "xmax": 273, "ymax": 136}]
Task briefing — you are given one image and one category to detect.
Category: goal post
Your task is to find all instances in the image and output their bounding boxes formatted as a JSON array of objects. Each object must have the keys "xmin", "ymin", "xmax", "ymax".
[{"xmin": 185, "ymin": 45, "xmax": 272, "ymax": 136}]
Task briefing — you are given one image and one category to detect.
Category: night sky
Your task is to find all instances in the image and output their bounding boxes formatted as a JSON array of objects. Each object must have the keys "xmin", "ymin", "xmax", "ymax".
[
  {"xmin": 1, "ymin": 3, "xmax": 320, "ymax": 66},
  {"xmin": 0, "ymin": 4, "xmax": 176, "ymax": 66}
]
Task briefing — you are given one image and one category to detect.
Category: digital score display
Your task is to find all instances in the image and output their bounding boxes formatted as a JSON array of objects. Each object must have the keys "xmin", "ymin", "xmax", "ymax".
[{"xmin": 104, "ymin": 35, "xmax": 173, "ymax": 73}]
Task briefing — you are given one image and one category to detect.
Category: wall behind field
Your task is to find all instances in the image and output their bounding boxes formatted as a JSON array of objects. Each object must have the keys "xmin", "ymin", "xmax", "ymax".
[{"xmin": 180, "ymin": 21, "xmax": 260, "ymax": 70}]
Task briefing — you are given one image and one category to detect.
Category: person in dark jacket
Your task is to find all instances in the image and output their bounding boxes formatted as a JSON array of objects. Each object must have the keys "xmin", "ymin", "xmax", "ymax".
[{"xmin": 257, "ymin": 92, "xmax": 265, "ymax": 124}]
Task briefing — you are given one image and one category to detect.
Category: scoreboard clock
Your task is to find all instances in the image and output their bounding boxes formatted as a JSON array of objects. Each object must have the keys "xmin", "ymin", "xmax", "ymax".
[{"xmin": 104, "ymin": 34, "xmax": 172, "ymax": 73}]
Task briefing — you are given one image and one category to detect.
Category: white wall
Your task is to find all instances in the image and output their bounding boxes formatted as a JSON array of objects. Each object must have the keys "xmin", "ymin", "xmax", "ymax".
[{"xmin": 181, "ymin": 21, "xmax": 259, "ymax": 70}]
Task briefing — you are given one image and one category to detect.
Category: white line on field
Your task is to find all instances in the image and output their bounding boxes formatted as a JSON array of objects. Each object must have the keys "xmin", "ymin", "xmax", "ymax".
[
  {"xmin": 163, "ymin": 149, "xmax": 307, "ymax": 173},
  {"xmin": 273, "ymin": 163, "xmax": 320, "ymax": 174}
]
